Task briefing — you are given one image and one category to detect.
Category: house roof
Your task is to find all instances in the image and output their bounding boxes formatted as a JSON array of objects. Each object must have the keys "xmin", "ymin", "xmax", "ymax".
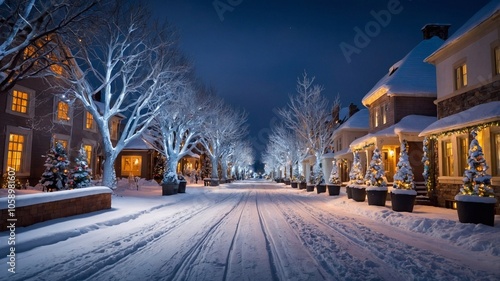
[
  {"xmin": 94, "ymin": 101, "xmax": 126, "ymax": 118},
  {"xmin": 123, "ymin": 137, "xmax": 156, "ymax": 150},
  {"xmin": 361, "ymin": 37, "xmax": 443, "ymax": 106},
  {"xmin": 419, "ymin": 101, "xmax": 500, "ymax": 136},
  {"xmin": 426, "ymin": 0, "xmax": 500, "ymax": 62},
  {"xmin": 335, "ymin": 109, "xmax": 369, "ymax": 134},
  {"xmin": 350, "ymin": 115, "xmax": 436, "ymax": 148}
]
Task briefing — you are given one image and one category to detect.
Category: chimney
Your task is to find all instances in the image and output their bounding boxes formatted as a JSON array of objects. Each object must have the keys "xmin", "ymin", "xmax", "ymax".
[
  {"xmin": 421, "ymin": 24, "xmax": 451, "ymax": 40},
  {"xmin": 348, "ymin": 103, "xmax": 359, "ymax": 117}
]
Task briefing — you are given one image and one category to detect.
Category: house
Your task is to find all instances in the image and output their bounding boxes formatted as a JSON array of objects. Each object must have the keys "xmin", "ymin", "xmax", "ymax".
[
  {"xmin": 329, "ymin": 108, "xmax": 369, "ymax": 183},
  {"xmin": 115, "ymin": 137, "xmax": 159, "ymax": 180},
  {"xmin": 0, "ymin": 77, "xmax": 113, "ymax": 187},
  {"xmin": 349, "ymin": 25, "xmax": 446, "ymax": 199},
  {"xmin": 420, "ymin": 0, "xmax": 500, "ymax": 212}
]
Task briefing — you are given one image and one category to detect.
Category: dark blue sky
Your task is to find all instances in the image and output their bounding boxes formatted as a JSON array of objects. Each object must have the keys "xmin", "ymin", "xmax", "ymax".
[{"xmin": 150, "ymin": 0, "xmax": 490, "ymax": 158}]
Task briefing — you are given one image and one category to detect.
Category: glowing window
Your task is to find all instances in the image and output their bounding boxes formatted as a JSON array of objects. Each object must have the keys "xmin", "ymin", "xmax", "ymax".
[
  {"xmin": 85, "ymin": 112, "xmax": 95, "ymax": 130},
  {"xmin": 54, "ymin": 139, "xmax": 68, "ymax": 149},
  {"xmin": 57, "ymin": 101, "xmax": 70, "ymax": 121},
  {"xmin": 7, "ymin": 134, "xmax": 24, "ymax": 172},
  {"xmin": 121, "ymin": 155, "xmax": 142, "ymax": 176},
  {"xmin": 495, "ymin": 47, "xmax": 500, "ymax": 75},
  {"xmin": 455, "ymin": 64, "xmax": 467, "ymax": 90},
  {"xmin": 442, "ymin": 140, "xmax": 454, "ymax": 176},
  {"xmin": 84, "ymin": 144, "xmax": 93, "ymax": 165},
  {"xmin": 11, "ymin": 90, "xmax": 29, "ymax": 114},
  {"xmin": 110, "ymin": 120, "xmax": 119, "ymax": 140}
]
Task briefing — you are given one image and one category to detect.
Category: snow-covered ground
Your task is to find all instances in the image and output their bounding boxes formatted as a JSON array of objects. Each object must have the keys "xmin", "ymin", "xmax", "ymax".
[{"xmin": 1, "ymin": 179, "xmax": 499, "ymax": 280}]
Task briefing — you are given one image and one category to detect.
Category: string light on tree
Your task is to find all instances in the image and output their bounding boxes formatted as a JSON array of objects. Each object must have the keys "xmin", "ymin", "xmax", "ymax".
[
  {"xmin": 364, "ymin": 147, "xmax": 387, "ymax": 187},
  {"xmin": 393, "ymin": 140, "xmax": 415, "ymax": 190}
]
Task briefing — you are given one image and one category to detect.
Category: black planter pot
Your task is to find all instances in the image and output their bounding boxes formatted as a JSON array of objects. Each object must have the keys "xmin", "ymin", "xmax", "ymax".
[
  {"xmin": 299, "ymin": 182, "xmax": 307, "ymax": 189},
  {"xmin": 351, "ymin": 186, "xmax": 366, "ymax": 202},
  {"xmin": 346, "ymin": 186, "xmax": 352, "ymax": 199},
  {"xmin": 367, "ymin": 189, "xmax": 388, "ymax": 206},
  {"xmin": 316, "ymin": 184, "xmax": 327, "ymax": 194},
  {"xmin": 291, "ymin": 182, "xmax": 298, "ymax": 188},
  {"xmin": 306, "ymin": 185, "xmax": 315, "ymax": 192},
  {"xmin": 178, "ymin": 180, "xmax": 187, "ymax": 193},
  {"xmin": 284, "ymin": 179, "xmax": 291, "ymax": 185},
  {"xmin": 161, "ymin": 183, "xmax": 178, "ymax": 196},
  {"xmin": 327, "ymin": 184, "xmax": 341, "ymax": 196},
  {"xmin": 390, "ymin": 192, "xmax": 416, "ymax": 212},
  {"xmin": 456, "ymin": 200, "xmax": 496, "ymax": 226}
]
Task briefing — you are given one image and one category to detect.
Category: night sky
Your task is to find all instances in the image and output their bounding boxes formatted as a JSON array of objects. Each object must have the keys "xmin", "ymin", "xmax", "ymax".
[{"xmin": 149, "ymin": 0, "xmax": 490, "ymax": 158}]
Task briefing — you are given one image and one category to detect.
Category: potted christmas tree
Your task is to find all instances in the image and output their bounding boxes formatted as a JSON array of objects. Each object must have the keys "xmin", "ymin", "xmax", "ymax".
[
  {"xmin": 455, "ymin": 129, "xmax": 497, "ymax": 226},
  {"xmin": 365, "ymin": 148, "xmax": 388, "ymax": 206},
  {"xmin": 315, "ymin": 166, "xmax": 327, "ymax": 194},
  {"xmin": 327, "ymin": 159, "xmax": 341, "ymax": 196},
  {"xmin": 391, "ymin": 140, "xmax": 417, "ymax": 212},
  {"xmin": 40, "ymin": 142, "xmax": 70, "ymax": 192},
  {"xmin": 69, "ymin": 145, "xmax": 92, "ymax": 189},
  {"xmin": 349, "ymin": 151, "xmax": 366, "ymax": 201},
  {"xmin": 298, "ymin": 175, "xmax": 307, "ymax": 189},
  {"xmin": 306, "ymin": 169, "xmax": 316, "ymax": 192}
]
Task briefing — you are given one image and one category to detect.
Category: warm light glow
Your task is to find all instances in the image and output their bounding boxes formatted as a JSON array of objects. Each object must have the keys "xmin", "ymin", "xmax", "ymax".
[{"xmin": 389, "ymin": 150, "xmax": 394, "ymax": 157}]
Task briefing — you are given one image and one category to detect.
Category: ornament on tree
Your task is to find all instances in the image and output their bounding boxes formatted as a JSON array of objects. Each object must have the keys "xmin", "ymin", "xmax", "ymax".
[
  {"xmin": 349, "ymin": 151, "xmax": 364, "ymax": 185},
  {"xmin": 40, "ymin": 142, "xmax": 70, "ymax": 192},
  {"xmin": 69, "ymin": 145, "xmax": 92, "ymax": 189},
  {"xmin": 393, "ymin": 140, "xmax": 415, "ymax": 190},
  {"xmin": 364, "ymin": 148, "xmax": 387, "ymax": 187},
  {"xmin": 459, "ymin": 129, "xmax": 494, "ymax": 197}
]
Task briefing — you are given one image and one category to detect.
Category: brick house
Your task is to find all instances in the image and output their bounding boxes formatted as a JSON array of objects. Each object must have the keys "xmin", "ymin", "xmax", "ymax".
[
  {"xmin": 349, "ymin": 25, "xmax": 447, "ymax": 200},
  {"xmin": 420, "ymin": 0, "xmax": 500, "ymax": 213},
  {"xmin": 0, "ymin": 77, "xmax": 121, "ymax": 187}
]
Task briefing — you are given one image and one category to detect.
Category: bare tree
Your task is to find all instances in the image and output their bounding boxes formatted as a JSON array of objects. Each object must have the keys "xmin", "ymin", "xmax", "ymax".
[
  {"xmin": 144, "ymin": 82, "xmax": 208, "ymax": 183},
  {"xmin": 199, "ymin": 99, "xmax": 248, "ymax": 183},
  {"xmin": 0, "ymin": 0, "xmax": 101, "ymax": 92},
  {"xmin": 277, "ymin": 71, "xmax": 340, "ymax": 184},
  {"xmin": 52, "ymin": 3, "xmax": 187, "ymax": 188}
]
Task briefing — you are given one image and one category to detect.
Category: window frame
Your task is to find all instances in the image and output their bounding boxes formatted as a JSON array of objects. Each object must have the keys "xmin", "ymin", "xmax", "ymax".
[
  {"xmin": 53, "ymin": 133, "xmax": 71, "ymax": 150},
  {"xmin": 6, "ymin": 85, "xmax": 36, "ymax": 118},
  {"xmin": 54, "ymin": 98, "xmax": 72, "ymax": 124},
  {"xmin": 454, "ymin": 62, "xmax": 468, "ymax": 90},
  {"xmin": 493, "ymin": 45, "xmax": 500, "ymax": 76},
  {"xmin": 3, "ymin": 126, "xmax": 33, "ymax": 176},
  {"xmin": 84, "ymin": 111, "xmax": 97, "ymax": 132},
  {"xmin": 82, "ymin": 138, "xmax": 97, "ymax": 173},
  {"xmin": 441, "ymin": 138, "xmax": 454, "ymax": 177},
  {"xmin": 121, "ymin": 155, "xmax": 142, "ymax": 177}
]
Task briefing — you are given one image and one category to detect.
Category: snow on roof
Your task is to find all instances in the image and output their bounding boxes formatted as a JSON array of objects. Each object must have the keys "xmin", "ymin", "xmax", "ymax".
[
  {"xmin": 124, "ymin": 136, "xmax": 156, "ymax": 150},
  {"xmin": 336, "ymin": 109, "xmax": 369, "ymax": 133},
  {"xmin": 332, "ymin": 147, "xmax": 351, "ymax": 159},
  {"xmin": 419, "ymin": 101, "xmax": 500, "ymax": 136},
  {"xmin": 362, "ymin": 37, "xmax": 443, "ymax": 106},
  {"xmin": 94, "ymin": 101, "xmax": 126, "ymax": 118},
  {"xmin": 426, "ymin": 0, "xmax": 500, "ymax": 61},
  {"xmin": 351, "ymin": 115, "xmax": 436, "ymax": 148}
]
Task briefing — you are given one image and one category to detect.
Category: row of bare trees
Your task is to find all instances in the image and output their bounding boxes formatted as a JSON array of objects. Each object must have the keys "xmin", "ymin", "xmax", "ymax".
[
  {"xmin": 263, "ymin": 72, "xmax": 340, "ymax": 184},
  {"xmin": 1, "ymin": 0, "xmax": 252, "ymax": 187}
]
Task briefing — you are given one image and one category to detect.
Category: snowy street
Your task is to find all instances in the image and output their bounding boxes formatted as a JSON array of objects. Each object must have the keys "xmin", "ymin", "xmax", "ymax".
[{"xmin": 2, "ymin": 180, "xmax": 500, "ymax": 281}]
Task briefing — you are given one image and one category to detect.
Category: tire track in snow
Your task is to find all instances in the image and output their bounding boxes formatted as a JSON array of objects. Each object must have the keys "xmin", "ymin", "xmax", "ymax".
[
  {"xmin": 280, "ymin": 192, "xmax": 498, "ymax": 280},
  {"xmin": 270, "ymin": 190, "xmax": 399, "ymax": 280},
  {"xmin": 12, "ymin": 192, "xmax": 236, "ymax": 281}
]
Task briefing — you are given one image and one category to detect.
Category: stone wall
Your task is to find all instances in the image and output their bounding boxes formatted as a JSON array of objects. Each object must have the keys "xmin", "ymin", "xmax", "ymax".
[
  {"xmin": 436, "ymin": 182, "xmax": 500, "ymax": 215},
  {"xmin": 437, "ymin": 80, "xmax": 500, "ymax": 118},
  {"xmin": 1, "ymin": 192, "xmax": 111, "ymax": 231}
]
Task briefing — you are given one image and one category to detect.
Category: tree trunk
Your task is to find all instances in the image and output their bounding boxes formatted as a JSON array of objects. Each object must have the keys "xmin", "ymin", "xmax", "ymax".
[
  {"xmin": 210, "ymin": 156, "xmax": 218, "ymax": 179},
  {"xmin": 101, "ymin": 154, "xmax": 116, "ymax": 188},
  {"xmin": 221, "ymin": 160, "xmax": 228, "ymax": 180}
]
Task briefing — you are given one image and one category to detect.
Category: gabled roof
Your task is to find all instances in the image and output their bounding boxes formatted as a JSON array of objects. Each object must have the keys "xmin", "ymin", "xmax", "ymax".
[
  {"xmin": 336, "ymin": 109, "xmax": 369, "ymax": 132},
  {"xmin": 426, "ymin": 0, "xmax": 500, "ymax": 62},
  {"xmin": 123, "ymin": 136, "xmax": 156, "ymax": 150},
  {"xmin": 362, "ymin": 37, "xmax": 443, "ymax": 106},
  {"xmin": 419, "ymin": 101, "xmax": 500, "ymax": 136}
]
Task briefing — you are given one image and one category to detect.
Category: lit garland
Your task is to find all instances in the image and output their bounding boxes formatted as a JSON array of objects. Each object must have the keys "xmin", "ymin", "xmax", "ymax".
[
  {"xmin": 353, "ymin": 142, "xmax": 375, "ymax": 152},
  {"xmin": 428, "ymin": 121, "xmax": 500, "ymax": 139},
  {"xmin": 421, "ymin": 137, "xmax": 432, "ymax": 193}
]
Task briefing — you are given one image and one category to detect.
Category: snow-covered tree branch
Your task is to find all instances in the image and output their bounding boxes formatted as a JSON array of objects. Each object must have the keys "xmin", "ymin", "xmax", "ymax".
[
  {"xmin": 51, "ymin": 3, "xmax": 188, "ymax": 188},
  {"xmin": 0, "ymin": 0, "xmax": 101, "ymax": 92}
]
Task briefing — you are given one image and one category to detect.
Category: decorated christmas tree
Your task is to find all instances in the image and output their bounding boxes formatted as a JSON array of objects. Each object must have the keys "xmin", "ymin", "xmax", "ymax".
[
  {"xmin": 69, "ymin": 145, "xmax": 92, "ymax": 189},
  {"xmin": 364, "ymin": 148, "xmax": 387, "ymax": 187},
  {"xmin": 393, "ymin": 140, "xmax": 415, "ymax": 190},
  {"xmin": 459, "ymin": 129, "xmax": 495, "ymax": 197},
  {"xmin": 422, "ymin": 137, "xmax": 431, "ymax": 191},
  {"xmin": 329, "ymin": 159, "xmax": 340, "ymax": 184},
  {"xmin": 40, "ymin": 142, "xmax": 70, "ymax": 191},
  {"xmin": 349, "ymin": 151, "xmax": 364, "ymax": 185}
]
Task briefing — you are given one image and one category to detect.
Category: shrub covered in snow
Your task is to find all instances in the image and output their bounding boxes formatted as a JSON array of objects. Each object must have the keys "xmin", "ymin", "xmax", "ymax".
[
  {"xmin": 69, "ymin": 145, "xmax": 92, "ymax": 189},
  {"xmin": 364, "ymin": 148, "xmax": 387, "ymax": 188},
  {"xmin": 349, "ymin": 151, "xmax": 364, "ymax": 185},
  {"xmin": 393, "ymin": 140, "xmax": 415, "ymax": 190},
  {"xmin": 459, "ymin": 129, "xmax": 495, "ymax": 197},
  {"xmin": 329, "ymin": 159, "xmax": 341, "ymax": 184},
  {"xmin": 40, "ymin": 142, "xmax": 70, "ymax": 191}
]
